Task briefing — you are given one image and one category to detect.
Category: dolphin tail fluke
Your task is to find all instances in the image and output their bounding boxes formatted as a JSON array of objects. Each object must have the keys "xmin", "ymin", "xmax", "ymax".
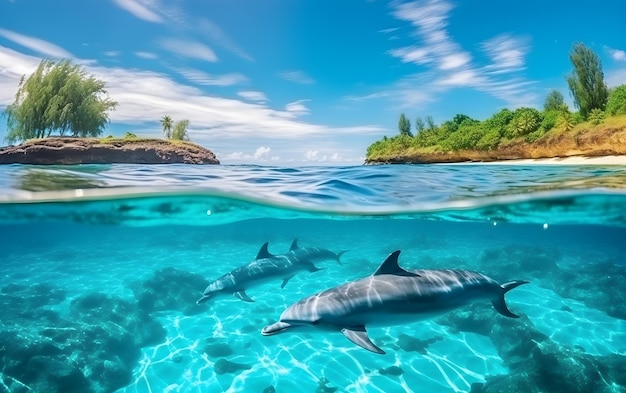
[
  {"xmin": 342, "ymin": 327, "xmax": 386, "ymax": 354},
  {"xmin": 335, "ymin": 250, "xmax": 348, "ymax": 265},
  {"xmin": 493, "ymin": 280, "xmax": 529, "ymax": 318}
]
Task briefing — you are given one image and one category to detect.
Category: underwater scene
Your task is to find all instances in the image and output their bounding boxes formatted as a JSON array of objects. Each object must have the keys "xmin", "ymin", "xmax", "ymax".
[{"xmin": 1, "ymin": 163, "xmax": 626, "ymax": 393}]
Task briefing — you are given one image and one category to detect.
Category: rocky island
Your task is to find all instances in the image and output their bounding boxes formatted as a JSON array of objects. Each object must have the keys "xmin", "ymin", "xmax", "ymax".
[{"xmin": 0, "ymin": 137, "xmax": 220, "ymax": 165}]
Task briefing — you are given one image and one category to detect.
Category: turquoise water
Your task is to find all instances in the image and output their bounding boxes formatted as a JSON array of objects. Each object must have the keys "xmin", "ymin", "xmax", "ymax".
[{"xmin": 1, "ymin": 164, "xmax": 626, "ymax": 393}]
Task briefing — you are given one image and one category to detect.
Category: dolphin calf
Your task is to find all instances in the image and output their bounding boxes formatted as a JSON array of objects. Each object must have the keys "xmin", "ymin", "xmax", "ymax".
[
  {"xmin": 196, "ymin": 239, "xmax": 346, "ymax": 304},
  {"xmin": 262, "ymin": 250, "xmax": 528, "ymax": 354}
]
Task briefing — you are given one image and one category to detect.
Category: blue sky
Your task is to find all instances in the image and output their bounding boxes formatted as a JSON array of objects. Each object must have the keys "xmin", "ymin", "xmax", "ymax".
[{"xmin": 1, "ymin": 0, "xmax": 625, "ymax": 164}]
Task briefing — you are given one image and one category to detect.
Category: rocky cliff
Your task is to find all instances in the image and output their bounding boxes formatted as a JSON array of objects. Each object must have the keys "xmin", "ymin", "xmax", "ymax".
[{"xmin": 0, "ymin": 137, "xmax": 220, "ymax": 165}]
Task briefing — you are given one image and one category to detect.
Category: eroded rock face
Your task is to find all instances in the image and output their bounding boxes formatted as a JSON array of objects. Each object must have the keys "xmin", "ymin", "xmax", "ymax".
[{"xmin": 0, "ymin": 138, "xmax": 220, "ymax": 165}]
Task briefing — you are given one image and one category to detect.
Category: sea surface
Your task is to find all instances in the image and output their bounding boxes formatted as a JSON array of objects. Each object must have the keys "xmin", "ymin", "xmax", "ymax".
[{"xmin": 1, "ymin": 163, "xmax": 625, "ymax": 393}]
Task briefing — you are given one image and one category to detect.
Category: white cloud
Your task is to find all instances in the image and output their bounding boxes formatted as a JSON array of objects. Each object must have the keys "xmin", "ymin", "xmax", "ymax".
[
  {"xmin": 160, "ymin": 39, "xmax": 217, "ymax": 62},
  {"xmin": 135, "ymin": 51, "xmax": 157, "ymax": 59},
  {"xmin": 482, "ymin": 34, "xmax": 530, "ymax": 74},
  {"xmin": 253, "ymin": 146, "xmax": 271, "ymax": 159},
  {"xmin": 111, "ymin": 0, "xmax": 163, "ymax": 23},
  {"xmin": 285, "ymin": 100, "xmax": 310, "ymax": 116},
  {"xmin": 606, "ymin": 47, "xmax": 626, "ymax": 62},
  {"xmin": 238, "ymin": 90, "xmax": 267, "ymax": 103},
  {"xmin": 0, "ymin": 28, "xmax": 73, "ymax": 58},
  {"xmin": 385, "ymin": 0, "xmax": 537, "ymax": 108},
  {"xmin": 279, "ymin": 70, "xmax": 315, "ymax": 84},
  {"xmin": 104, "ymin": 51, "xmax": 121, "ymax": 57},
  {"xmin": 304, "ymin": 150, "xmax": 319, "ymax": 160},
  {"xmin": 174, "ymin": 67, "xmax": 247, "ymax": 86},
  {"xmin": 224, "ymin": 147, "xmax": 279, "ymax": 162}
]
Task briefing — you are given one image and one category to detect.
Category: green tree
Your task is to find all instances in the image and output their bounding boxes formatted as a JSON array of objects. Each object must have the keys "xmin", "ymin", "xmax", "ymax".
[
  {"xmin": 171, "ymin": 119, "xmax": 190, "ymax": 140},
  {"xmin": 544, "ymin": 90, "xmax": 567, "ymax": 112},
  {"xmin": 605, "ymin": 84, "xmax": 626, "ymax": 116},
  {"xmin": 508, "ymin": 108, "xmax": 542, "ymax": 137},
  {"xmin": 425, "ymin": 115, "xmax": 436, "ymax": 131},
  {"xmin": 415, "ymin": 117, "xmax": 425, "ymax": 134},
  {"xmin": 557, "ymin": 112, "xmax": 575, "ymax": 132},
  {"xmin": 160, "ymin": 115, "xmax": 173, "ymax": 139},
  {"xmin": 588, "ymin": 108, "xmax": 606, "ymax": 125},
  {"xmin": 4, "ymin": 59, "xmax": 117, "ymax": 144},
  {"xmin": 566, "ymin": 43, "xmax": 608, "ymax": 119},
  {"xmin": 398, "ymin": 113, "xmax": 412, "ymax": 137}
]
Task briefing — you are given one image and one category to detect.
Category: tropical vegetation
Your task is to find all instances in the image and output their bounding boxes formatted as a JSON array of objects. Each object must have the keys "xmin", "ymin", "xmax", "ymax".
[
  {"xmin": 366, "ymin": 43, "xmax": 626, "ymax": 163},
  {"xmin": 3, "ymin": 59, "xmax": 118, "ymax": 144},
  {"xmin": 161, "ymin": 115, "xmax": 190, "ymax": 141}
]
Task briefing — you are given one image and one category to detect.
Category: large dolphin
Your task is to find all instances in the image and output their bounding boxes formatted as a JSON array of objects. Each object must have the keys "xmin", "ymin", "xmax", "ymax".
[
  {"xmin": 262, "ymin": 250, "xmax": 528, "ymax": 354},
  {"xmin": 196, "ymin": 239, "xmax": 346, "ymax": 304}
]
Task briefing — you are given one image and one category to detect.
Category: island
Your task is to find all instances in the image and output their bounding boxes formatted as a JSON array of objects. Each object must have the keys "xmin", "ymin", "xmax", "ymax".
[{"xmin": 0, "ymin": 137, "xmax": 220, "ymax": 165}]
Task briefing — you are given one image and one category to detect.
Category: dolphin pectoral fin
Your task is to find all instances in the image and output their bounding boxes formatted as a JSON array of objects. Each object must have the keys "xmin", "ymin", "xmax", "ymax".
[
  {"xmin": 255, "ymin": 242, "xmax": 274, "ymax": 260},
  {"xmin": 493, "ymin": 280, "xmax": 530, "ymax": 318},
  {"xmin": 373, "ymin": 250, "xmax": 420, "ymax": 277},
  {"xmin": 281, "ymin": 274, "xmax": 297, "ymax": 289},
  {"xmin": 234, "ymin": 290, "xmax": 255, "ymax": 303},
  {"xmin": 341, "ymin": 327, "xmax": 385, "ymax": 354},
  {"xmin": 289, "ymin": 238, "xmax": 299, "ymax": 251}
]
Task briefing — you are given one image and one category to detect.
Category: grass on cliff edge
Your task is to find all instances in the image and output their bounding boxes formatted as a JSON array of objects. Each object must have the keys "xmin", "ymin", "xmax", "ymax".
[
  {"xmin": 366, "ymin": 114, "xmax": 626, "ymax": 163},
  {"xmin": 96, "ymin": 134, "xmax": 200, "ymax": 148}
]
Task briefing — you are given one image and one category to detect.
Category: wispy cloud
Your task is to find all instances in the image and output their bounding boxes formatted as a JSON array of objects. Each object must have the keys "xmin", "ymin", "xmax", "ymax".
[
  {"xmin": 196, "ymin": 18, "xmax": 254, "ymax": 62},
  {"xmin": 383, "ymin": 0, "xmax": 537, "ymax": 108},
  {"xmin": 0, "ymin": 28, "xmax": 73, "ymax": 58},
  {"xmin": 173, "ymin": 67, "xmax": 247, "ymax": 86},
  {"xmin": 160, "ymin": 38, "xmax": 217, "ymax": 62},
  {"xmin": 111, "ymin": 0, "xmax": 163, "ymax": 23},
  {"xmin": 238, "ymin": 91, "xmax": 268, "ymax": 103},
  {"xmin": 135, "ymin": 51, "xmax": 157, "ymax": 60},
  {"xmin": 481, "ymin": 34, "xmax": 530, "ymax": 74},
  {"xmin": 284, "ymin": 100, "xmax": 310, "ymax": 117},
  {"xmin": 606, "ymin": 46, "xmax": 626, "ymax": 62},
  {"xmin": 279, "ymin": 70, "xmax": 315, "ymax": 84},
  {"xmin": 104, "ymin": 50, "xmax": 121, "ymax": 57}
]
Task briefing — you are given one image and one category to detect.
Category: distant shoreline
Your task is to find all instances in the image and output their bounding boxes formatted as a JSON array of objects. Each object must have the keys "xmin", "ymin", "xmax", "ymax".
[{"xmin": 440, "ymin": 155, "xmax": 626, "ymax": 165}]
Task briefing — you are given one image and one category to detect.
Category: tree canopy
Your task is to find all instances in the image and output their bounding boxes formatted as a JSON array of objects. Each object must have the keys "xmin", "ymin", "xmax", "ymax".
[
  {"xmin": 606, "ymin": 85, "xmax": 626, "ymax": 116},
  {"xmin": 544, "ymin": 90, "xmax": 567, "ymax": 112},
  {"xmin": 171, "ymin": 119, "xmax": 190, "ymax": 141},
  {"xmin": 398, "ymin": 113, "xmax": 412, "ymax": 137},
  {"xmin": 160, "ymin": 115, "xmax": 173, "ymax": 139},
  {"xmin": 4, "ymin": 59, "xmax": 118, "ymax": 144},
  {"xmin": 566, "ymin": 43, "xmax": 608, "ymax": 119}
]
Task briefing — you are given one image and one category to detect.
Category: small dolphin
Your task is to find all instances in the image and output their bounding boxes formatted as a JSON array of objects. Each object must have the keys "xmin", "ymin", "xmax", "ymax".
[
  {"xmin": 262, "ymin": 250, "xmax": 528, "ymax": 354},
  {"xmin": 196, "ymin": 239, "xmax": 346, "ymax": 304}
]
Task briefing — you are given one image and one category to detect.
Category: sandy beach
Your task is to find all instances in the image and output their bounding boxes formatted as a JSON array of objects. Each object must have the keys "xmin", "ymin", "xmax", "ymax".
[{"xmin": 467, "ymin": 156, "xmax": 626, "ymax": 165}]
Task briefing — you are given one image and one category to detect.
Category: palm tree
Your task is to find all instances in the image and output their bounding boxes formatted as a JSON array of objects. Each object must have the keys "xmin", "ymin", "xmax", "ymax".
[
  {"xmin": 160, "ymin": 115, "xmax": 173, "ymax": 139},
  {"xmin": 171, "ymin": 119, "xmax": 190, "ymax": 141}
]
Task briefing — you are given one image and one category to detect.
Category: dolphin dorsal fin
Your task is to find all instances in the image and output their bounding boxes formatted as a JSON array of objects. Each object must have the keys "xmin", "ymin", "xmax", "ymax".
[
  {"xmin": 289, "ymin": 238, "xmax": 299, "ymax": 251},
  {"xmin": 256, "ymin": 242, "xmax": 274, "ymax": 260},
  {"xmin": 373, "ymin": 250, "xmax": 420, "ymax": 277}
]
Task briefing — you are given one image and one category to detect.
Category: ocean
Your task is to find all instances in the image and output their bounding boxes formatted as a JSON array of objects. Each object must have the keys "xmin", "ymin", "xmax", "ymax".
[{"xmin": 0, "ymin": 163, "xmax": 625, "ymax": 393}]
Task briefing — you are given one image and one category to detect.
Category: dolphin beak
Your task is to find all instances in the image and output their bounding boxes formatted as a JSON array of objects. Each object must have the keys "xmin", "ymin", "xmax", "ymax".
[{"xmin": 261, "ymin": 321, "xmax": 292, "ymax": 336}]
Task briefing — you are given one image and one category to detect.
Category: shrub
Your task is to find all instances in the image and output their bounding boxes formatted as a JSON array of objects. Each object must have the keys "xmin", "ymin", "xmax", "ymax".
[{"xmin": 606, "ymin": 84, "xmax": 626, "ymax": 116}]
